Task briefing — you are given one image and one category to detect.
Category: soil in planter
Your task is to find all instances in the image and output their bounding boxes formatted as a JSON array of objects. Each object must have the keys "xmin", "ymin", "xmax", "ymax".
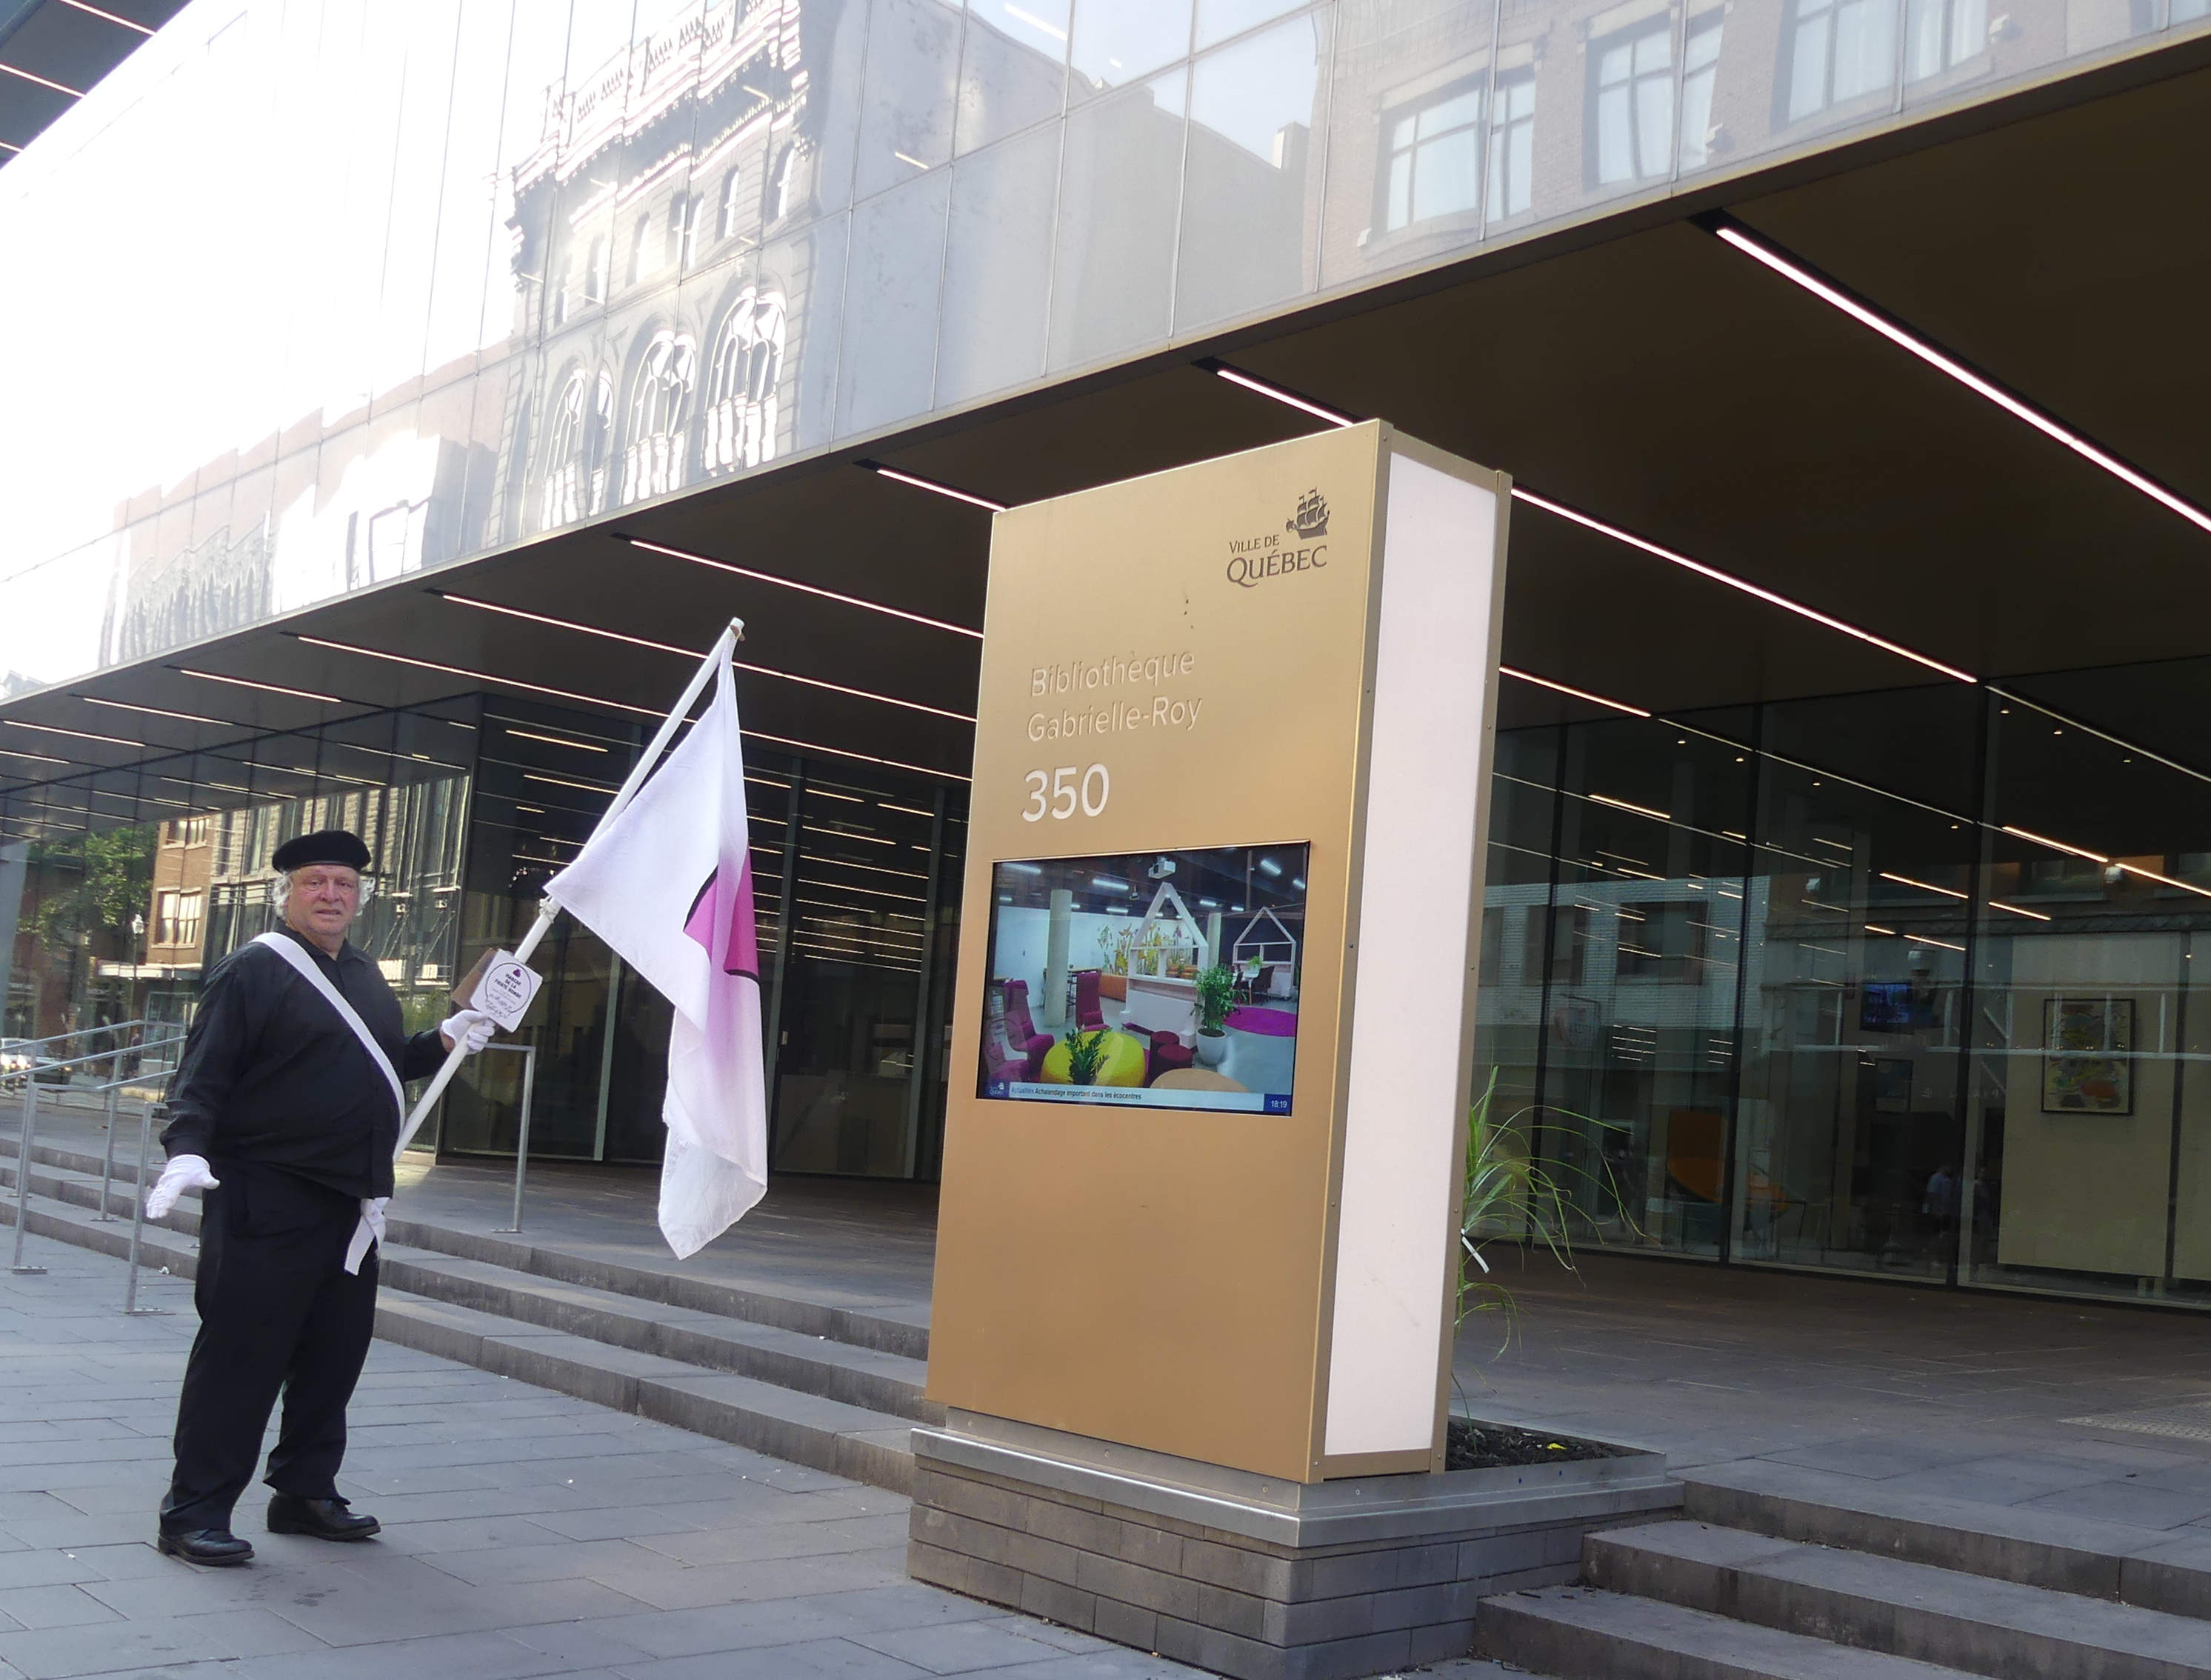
[{"xmin": 1445, "ymin": 1416, "xmax": 1635, "ymax": 1470}]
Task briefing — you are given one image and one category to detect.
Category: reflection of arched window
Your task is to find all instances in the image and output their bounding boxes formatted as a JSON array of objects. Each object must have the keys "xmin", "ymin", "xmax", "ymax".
[
  {"xmin": 541, "ymin": 367, "xmax": 613, "ymax": 530},
  {"xmin": 701, "ymin": 290, "xmax": 786, "ymax": 476},
  {"xmin": 620, "ymin": 330, "xmax": 697, "ymax": 503}
]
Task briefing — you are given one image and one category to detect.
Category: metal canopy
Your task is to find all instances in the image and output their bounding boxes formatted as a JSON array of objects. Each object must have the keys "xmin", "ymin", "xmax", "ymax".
[{"xmin": 6, "ymin": 45, "xmax": 2210, "ymax": 832}]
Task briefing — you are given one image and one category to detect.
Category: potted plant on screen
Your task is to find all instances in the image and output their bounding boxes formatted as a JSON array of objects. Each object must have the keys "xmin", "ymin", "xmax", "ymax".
[
  {"xmin": 1064, "ymin": 1027, "xmax": 1113, "ymax": 1086},
  {"xmin": 1194, "ymin": 964, "xmax": 1235, "ymax": 1067}
]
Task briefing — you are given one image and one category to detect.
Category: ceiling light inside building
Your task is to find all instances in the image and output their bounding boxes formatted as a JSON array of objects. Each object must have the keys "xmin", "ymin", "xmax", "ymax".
[{"xmin": 1709, "ymin": 217, "xmax": 2211, "ymax": 539}]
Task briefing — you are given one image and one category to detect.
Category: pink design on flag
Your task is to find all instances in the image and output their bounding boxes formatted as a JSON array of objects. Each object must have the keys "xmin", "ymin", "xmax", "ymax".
[
  {"xmin": 683, "ymin": 861, "xmax": 760, "ymax": 980},
  {"xmin": 542, "ymin": 651, "xmax": 767, "ymax": 1257}
]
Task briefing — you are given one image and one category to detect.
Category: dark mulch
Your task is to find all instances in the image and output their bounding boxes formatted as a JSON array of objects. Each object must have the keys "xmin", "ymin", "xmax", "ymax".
[{"xmin": 1445, "ymin": 1416, "xmax": 1636, "ymax": 1470}]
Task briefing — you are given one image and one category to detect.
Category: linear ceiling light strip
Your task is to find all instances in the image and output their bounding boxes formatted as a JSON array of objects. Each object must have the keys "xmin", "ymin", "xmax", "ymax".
[
  {"xmin": 1508, "ymin": 489, "xmax": 1977, "ymax": 683},
  {"xmin": 618, "ymin": 537, "xmax": 983, "ymax": 639},
  {"xmin": 295, "ymin": 633, "xmax": 970, "ymax": 784},
  {"xmin": 76, "ymin": 696, "xmax": 233, "ymax": 728},
  {"xmin": 58, "ymin": 1, "xmax": 155, "ymax": 33},
  {"xmin": 433, "ymin": 591, "xmax": 976, "ymax": 722},
  {"xmin": 1499, "ymin": 665, "xmax": 1652, "ymax": 718},
  {"xmin": 1707, "ymin": 218, "xmax": 2211, "ymax": 540},
  {"xmin": 0, "ymin": 61, "xmax": 84, "ymax": 98},
  {"xmin": 1202, "ymin": 358, "xmax": 1975, "ymax": 682},
  {"xmin": 1987, "ymin": 684, "xmax": 2211, "ymax": 790},
  {"xmin": 858, "ymin": 461, "xmax": 1008, "ymax": 513},
  {"xmin": 173, "ymin": 668, "xmax": 343, "ymax": 704},
  {"xmin": 292, "ymin": 633, "xmax": 666, "ymax": 719},
  {"xmin": 1504, "ymin": 667, "xmax": 2208, "ymax": 901},
  {"xmin": 1197, "ymin": 358, "xmax": 1359, "ymax": 427},
  {"xmin": 1, "ymin": 718, "xmax": 138, "ymax": 747}
]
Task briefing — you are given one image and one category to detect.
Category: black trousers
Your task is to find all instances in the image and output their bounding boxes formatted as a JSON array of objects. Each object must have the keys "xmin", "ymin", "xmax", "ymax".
[{"xmin": 161, "ymin": 1164, "xmax": 376, "ymax": 1532}]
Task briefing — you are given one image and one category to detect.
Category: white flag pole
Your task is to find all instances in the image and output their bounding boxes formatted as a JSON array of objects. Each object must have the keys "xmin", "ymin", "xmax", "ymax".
[{"xmin": 393, "ymin": 619, "xmax": 745, "ymax": 1159}]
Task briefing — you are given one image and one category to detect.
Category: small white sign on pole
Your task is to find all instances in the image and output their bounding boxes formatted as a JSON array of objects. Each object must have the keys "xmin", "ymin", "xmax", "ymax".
[{"xmin": 470, "ymin": 951, "xmax": 544, "ymax": 1032}]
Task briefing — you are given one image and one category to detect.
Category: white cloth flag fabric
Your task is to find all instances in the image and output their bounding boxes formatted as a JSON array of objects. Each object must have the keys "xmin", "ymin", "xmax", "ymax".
[{"xmin": 544, "ymin": 654, "xmax": 767, "ymax": 1256}]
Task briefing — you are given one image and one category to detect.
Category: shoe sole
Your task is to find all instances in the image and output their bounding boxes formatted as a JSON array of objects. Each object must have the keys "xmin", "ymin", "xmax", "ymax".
[
  {"xmin": 156, "ymin": 1536, "xmax": 253, "ymax": 1567},
  {"xmin": 266, "ymin": 1517, "xmax": 381, "ymax": 1541}
]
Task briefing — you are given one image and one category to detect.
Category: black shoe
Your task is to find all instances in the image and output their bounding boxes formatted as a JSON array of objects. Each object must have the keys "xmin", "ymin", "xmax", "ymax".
[
  {"xmin": 157, "ymin": 1527, "xmax": 254, "ymax": 1567},
  {"xmin": 267, "ymin": 1493, "xmax": 380, "ymax": 1541}
]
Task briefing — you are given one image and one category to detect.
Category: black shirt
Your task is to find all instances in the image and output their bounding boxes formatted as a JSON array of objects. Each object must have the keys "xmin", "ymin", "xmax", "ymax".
[{"xmin": 161, "ymin": 926, "xmax": 446, "ymax": 1199}]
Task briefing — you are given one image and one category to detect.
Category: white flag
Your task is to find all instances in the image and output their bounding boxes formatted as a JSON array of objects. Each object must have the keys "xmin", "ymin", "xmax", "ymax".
[{"xmin": 544, "ymin": 653, "xmax": 767, "ymax": 1256}]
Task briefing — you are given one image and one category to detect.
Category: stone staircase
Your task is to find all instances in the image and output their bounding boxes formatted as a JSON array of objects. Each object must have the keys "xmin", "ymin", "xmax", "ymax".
[
  {"xmin": 1478, "ymin": 1456, "xmax": 2211, "ymax": 1679},
  {"xmin": 0, "ymin": 1139, "xmax": 930, "ymax": 1494}
]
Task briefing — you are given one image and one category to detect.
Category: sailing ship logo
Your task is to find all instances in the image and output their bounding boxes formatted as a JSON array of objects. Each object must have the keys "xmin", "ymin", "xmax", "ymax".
[{"xmin": 1285, "ymin": 488, "xmax": 1330, "ymax": 539}]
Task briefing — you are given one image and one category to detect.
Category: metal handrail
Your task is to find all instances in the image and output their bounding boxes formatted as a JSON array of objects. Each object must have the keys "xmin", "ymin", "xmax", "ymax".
[
  {"xmin": 7, "ymin": 1033, "xmax": 184, "ymax": 1276},
  {"xmin": 88, "ymin": 1040, "xmax": 187, "ymax": 1092},
  {"xmin": 3, "ymin": 1039, "xmax": 182, "ymax": 1078},
  {"xmin": 0, "ymin": 1020, "xmax": 154, "ymax": 1051}
]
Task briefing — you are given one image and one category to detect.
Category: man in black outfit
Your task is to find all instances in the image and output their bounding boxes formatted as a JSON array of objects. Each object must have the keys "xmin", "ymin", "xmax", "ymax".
[{"xmin": 147, "ymin": 830, "xmax": 496, "ymax": 1566}]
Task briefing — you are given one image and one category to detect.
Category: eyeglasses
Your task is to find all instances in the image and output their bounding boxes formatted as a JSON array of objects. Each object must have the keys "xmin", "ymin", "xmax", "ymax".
[{"xmin": 293, "ymin": 873, "xmax": 360, "ymax": 897}]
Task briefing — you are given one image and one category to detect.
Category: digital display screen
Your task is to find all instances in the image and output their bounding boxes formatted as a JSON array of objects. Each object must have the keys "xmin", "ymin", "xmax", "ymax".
[
  {"xmin": 1860, "ymin": 980, "xmax": 1941, "ymax": 1033},
  {"xmin": 976, "ymin": 843, "xmax": 1308, "ymax": 1115}
]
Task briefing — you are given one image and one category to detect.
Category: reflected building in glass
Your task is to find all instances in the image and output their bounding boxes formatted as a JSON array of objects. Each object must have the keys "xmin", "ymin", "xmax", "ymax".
[{"xmin": 1, "ymin": 0, "xmax": 2207, "ymax": 1313}]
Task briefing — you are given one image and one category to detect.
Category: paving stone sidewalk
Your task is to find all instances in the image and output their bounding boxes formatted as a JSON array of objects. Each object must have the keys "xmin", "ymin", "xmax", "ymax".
[{"xmin": 0, "ymin": 1230, "xmax": 1516, "ymax": 1680}]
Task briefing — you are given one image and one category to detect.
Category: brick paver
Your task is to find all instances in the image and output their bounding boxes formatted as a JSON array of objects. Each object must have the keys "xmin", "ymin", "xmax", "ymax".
[{"xmin": 0, "ymin": 1230, "xmax": 1513, "ymax": 1680}]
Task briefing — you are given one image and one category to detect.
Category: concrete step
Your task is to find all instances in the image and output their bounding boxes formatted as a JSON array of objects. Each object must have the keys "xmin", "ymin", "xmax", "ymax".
[
  {"xmin": 375, "ymin": 1247, "xmax": 940, "ymax": 1424},
  {"xmin": 1583, "ymin": 1519, "xmax": 2211, "ymax": 1680},
  {"xmin": 4, "ymin": 1145, "xmax": 935, "ymax": 1424},
  {"xmin": 1681, "ymin": 1458, "xmax": 2211, "ymax": 1619},
  {"xmin": 373, "ymin": 1293, "xmax": 914, "ymax": 1494},
  {"xmin": 0, "ymin": 1156, "xmax": 916, "ymax": 1495},
  {"xmin": 19, "ymin": 1135, "xmax": 930, "ymax": 1361},
  {"xmin": 1478, "ymin": 1585, "xmax": 1975, "ymax": 1679}
]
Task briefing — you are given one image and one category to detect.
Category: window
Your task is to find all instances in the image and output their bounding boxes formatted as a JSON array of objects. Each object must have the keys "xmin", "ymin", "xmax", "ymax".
[
  {"xmin": 541, "ymin": 368, "xmax": 614, "ymax": 529},
  {"xmin": 764, "ymin": 143, "xmax": 796, "ymax": 224},
  {"xmin": 584, "ymin": 236, "xmax": 609, "ymax": 304},
  {"xmin": 1592, "ymin": 18, "xmax": 1674, "ymax": 185},
  {"xmin": 1530, "ymin": 904, "xmax": 1592, "ymax": 987},
  {"xmin": 551, "ymin": 261, "xmax": 571, "ymax": 327},
  {"xmin": 1904, "ymin": 0, "xmax": 1985, "ymax": 81},
  {"xmin": 1787, "ymin": 0, "xmax": 1895, "ymax": 121},
  {"xmin": 627, "ymin": 214, "xmax": 653, "ymax": 285},
  {"xmin": 666, "ymin": 192, "xmax": 696, "ymax": 269},
  {"xmin": 702, "ymin": 290, "xmax": 787, "ymax": 476},
  {"xmin": 155, "ymin": 889, "xmax": 203, "ymax": 948},
  {"xmin": 1679, "ymin": 16, "xmax": 1724, "ymax": 169},
  {"xmin": 718, "ymin": 166, "xmax": 744, "ymax": 240},
  {"xmin": 620, "ymin": 332, "xmax": 698, "ymax": 504},
  {"xmin": 1486, "ymin": 67, "xmax": 1535, "ymax": 221},
  {"xmin": 165, "ymin": 817, "xmax": 210, "ymax": 847},
  {"xmin": 1615, "ymin": 901, "xmax": 1708, "ymax": 980},
  {"xmin": 1378, "ymin": 76, "xmax": 1484, "ymax": 233},
  {"xmin": 176, "ymin": 890, "xmax": 203, "ymax": 950},
  {"xmin": 364, "ymin": 500, "xmax": 428, "ymax": 582}
]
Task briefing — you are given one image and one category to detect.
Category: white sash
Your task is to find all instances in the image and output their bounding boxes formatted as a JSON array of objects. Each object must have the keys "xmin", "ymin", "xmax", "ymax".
[
  {"xmin": 252, "ymin": 932, "xmax": 404, "ymax": 1275},
  {"xmin": 253, "ymin": 931, "xmax": 406, "ymax": 1119}
]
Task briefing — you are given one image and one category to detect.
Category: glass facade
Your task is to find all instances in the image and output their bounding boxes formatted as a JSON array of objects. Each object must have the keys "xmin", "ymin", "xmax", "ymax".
[
  {"xmin": 3, "ymin": 0, "xmax": 2204, "ymax": 699},
  {"xmin": 1473, "ymin": 668, "xmax": 2211, "ymax": 1309},
  {"xmin": 0, "ymin": 690, "xmax": 966, "ymax": 1177}
]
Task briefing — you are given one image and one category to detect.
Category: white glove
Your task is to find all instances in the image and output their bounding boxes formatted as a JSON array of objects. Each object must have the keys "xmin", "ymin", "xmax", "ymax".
[
  {"xmin": 440, "ymin": 1009, "xmax": 496, "ymax": 1056},
  {"xmin": 344, "ymin": 1196, "xmax": 388, "ymax": 1276},
  {"xmin": 146, "ymin": 1154, "xmax": 218, "ymax": 1220}
]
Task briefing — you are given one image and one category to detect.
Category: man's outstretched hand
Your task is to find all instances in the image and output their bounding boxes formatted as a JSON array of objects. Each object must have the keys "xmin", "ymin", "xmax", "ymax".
[{"xmin": 146, "ymin": 1154, "xmax": 218, "ymax": 1219}]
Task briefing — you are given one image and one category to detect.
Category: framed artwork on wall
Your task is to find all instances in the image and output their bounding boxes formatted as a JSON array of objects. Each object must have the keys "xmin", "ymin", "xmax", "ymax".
[{"xmin": 2041, "ymin": 996, "xmax": 2134, "ymax": 1116}]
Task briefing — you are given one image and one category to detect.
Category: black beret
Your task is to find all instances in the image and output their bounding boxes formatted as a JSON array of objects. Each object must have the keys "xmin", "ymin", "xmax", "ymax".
[{"xmin": 273, "ymin": 830, "xmax": 372, "ymax": 873}]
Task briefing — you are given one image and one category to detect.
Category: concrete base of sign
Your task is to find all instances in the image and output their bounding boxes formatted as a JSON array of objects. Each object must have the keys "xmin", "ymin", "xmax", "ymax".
[{"xmin": 907, "ymin": 1410, "xmax": 1682, "ymax": 1680}]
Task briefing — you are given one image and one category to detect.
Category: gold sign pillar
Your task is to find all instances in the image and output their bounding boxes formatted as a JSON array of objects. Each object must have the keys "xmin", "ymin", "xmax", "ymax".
[{"xmin": 908, "ymin": 424, "xmax": 1649, "ymax": 1680}]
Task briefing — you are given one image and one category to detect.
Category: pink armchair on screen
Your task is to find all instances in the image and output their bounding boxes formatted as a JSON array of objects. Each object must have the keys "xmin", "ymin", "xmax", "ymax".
[
  {"xmin": 1074, "ymin": 970, "xmax": 1106, "ymax": 1033},
  {"xmin": 1001, "ymin": 980, "xmax": 1054, "ymax": 1080},
  {"xmin": 981, "ymin": 1010, "xmax": 1026, "ymax": 1087}
]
